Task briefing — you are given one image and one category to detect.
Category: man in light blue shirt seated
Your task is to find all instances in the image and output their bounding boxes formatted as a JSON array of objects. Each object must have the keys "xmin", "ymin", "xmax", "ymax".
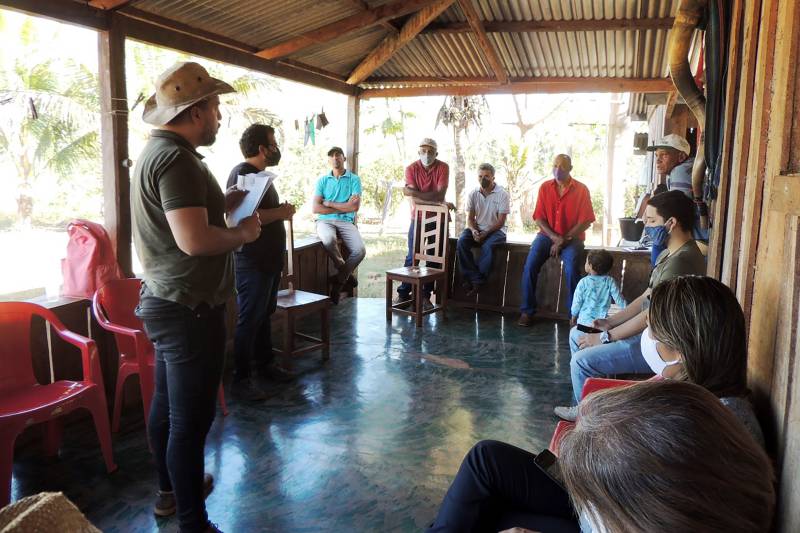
[{"xmin": 312, "ymin": 146, "xmax": 366, "ymax": 303}]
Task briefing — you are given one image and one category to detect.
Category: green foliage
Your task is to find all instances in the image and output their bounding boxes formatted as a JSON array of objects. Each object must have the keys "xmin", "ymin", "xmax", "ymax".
[
  {"xmin": 358, "ymin": 157, "xmax": 405, "ymax": 216},
  {"xmin": 591, "ymin": 188, "xmax": 605, "ymax": 226},
  {"xmin": 624, "ymin": 183, "xmax": 644, "ymax": 217}
]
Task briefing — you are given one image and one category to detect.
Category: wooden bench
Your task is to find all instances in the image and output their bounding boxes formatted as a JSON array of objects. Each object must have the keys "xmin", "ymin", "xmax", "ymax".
[{"xmin": 446, "ymin": 239, "xmax": 651, "ymax": 319}]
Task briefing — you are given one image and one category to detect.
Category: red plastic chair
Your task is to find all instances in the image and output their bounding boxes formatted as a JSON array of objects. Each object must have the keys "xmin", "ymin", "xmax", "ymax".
[
  {"xmin": 548, "ymin": 378, "xmax": 637, "ymax": 455},
  {"xmin": 0, "ymin": 302, "xmax": 117, "ymax": 506},
  {"xmin": 92, "ymin": 279, "xmax": 228, "ymax": 434}
]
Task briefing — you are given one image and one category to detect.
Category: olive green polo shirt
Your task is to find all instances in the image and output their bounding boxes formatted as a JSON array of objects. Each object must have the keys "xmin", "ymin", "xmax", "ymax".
[
  {"xmin": 650, "ymin": 239, "xmax": 706, "ymax": 289},
  {"xmin": 131, "ymin": 130, "xmax": 233, "ymax": 308}
]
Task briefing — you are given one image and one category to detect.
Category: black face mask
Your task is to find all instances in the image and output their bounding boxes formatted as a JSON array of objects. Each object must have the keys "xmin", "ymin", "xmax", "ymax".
[
  {"xmin": 480, "ymin": 177, "xmax": 492, "ymax": 189},
  {"xmin": 265, "ymin": 147, "xmax": 281, "ymax": 167}
]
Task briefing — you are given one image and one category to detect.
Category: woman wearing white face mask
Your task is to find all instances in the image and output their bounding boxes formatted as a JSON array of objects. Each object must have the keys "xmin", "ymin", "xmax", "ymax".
[{"xmin": 642, "ymin": 275, "xmax": 764, "ymax": 446}]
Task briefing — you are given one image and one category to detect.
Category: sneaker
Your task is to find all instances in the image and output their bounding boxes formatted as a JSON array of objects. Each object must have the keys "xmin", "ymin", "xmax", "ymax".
[
  {"xmin": 553, "ymin": 405, "xmax": 579, "ymax": 422},
  {"xmin": 422, "ymin": 298, "xmax": 434, "ymax": 311},
  {"xmin": 232, "ymin": 378, "xmax": 268, "ymax": 402},
  {"xmin": 518, "ymin": 313, "xmax": 532, "ymax": 327},
  {"xmin": 154, "ymin": 473, "xmax": 214, "ymax": 516}
]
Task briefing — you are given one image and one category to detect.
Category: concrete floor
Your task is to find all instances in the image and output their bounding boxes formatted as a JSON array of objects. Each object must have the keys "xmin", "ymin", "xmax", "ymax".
[{"xmin": 10, "ymin": 298, "xmax": 573, "ymax": 532}]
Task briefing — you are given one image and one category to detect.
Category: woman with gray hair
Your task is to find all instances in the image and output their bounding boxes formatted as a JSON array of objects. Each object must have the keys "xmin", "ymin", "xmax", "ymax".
[
  {"xmin": 427, "ymin": 381, "xmax": 774, "ymax": 533},
  {"xmin": 560, "ymin": 380, "xmax": 775, "ymax": 533}
]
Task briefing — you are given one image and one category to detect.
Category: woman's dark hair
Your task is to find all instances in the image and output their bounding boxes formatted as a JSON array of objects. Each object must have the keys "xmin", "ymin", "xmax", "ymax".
[
  {"xmin": 239, "ymin": 123, "xmax": 276, "ymax": 158},
  {"xmin": 647, "ymin": 189, "xmax": 695, "ymax": 232},
  {"xmin": 587, "ymin": 250, "xmax": 613, "ymax": 275},
  {"xmin": 560, "ymin": 380, "xmax": 775, "ymax": 533},
  {"xmin": 649, "ymin": 275, "xmax": 748, "ymax": 397}
]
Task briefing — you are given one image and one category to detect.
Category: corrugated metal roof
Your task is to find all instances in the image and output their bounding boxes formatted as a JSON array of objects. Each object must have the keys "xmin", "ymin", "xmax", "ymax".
[{"xmin": 123, "ymin": 0, "xmax": 700, "ymax": 109}]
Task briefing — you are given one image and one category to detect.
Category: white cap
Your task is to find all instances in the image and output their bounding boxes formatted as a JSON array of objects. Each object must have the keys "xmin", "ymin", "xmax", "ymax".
[
  {"xmin": 419, "ymin": 138, "xmax": 437, "ymax": 150},
  {"xmin": 647, "ymin": 134, "xmax": 690, "ymax": 156}
]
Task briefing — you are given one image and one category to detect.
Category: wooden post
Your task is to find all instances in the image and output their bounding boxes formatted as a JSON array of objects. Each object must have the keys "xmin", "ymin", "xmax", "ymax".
[
  {"xmin": 346, "ymin": 95, "xmax": 360, "ymax": 175},
  {"xmin": 98, "ymin": 15, "xmax": 132, "ymax": 276}
]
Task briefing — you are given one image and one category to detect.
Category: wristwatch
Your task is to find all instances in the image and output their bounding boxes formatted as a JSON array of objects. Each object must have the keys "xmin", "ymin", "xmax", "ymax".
[{"xmin": 600, "ymin": 330, "xmax": 612, "ymax": 344}]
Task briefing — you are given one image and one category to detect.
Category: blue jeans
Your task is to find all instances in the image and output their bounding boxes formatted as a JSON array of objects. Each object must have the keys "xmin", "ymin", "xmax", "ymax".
[
  {"xmin": 568, "ymin": 327, "xmax": 651, "ymax": 404},
  {"xmin": 520, "ymin": 234, "xmax": 584, "ymax": 315},
  {"xmin": 137, "ymin": 294, "xmax": 225, "ymax": 533},
  {"xmin": 398, "ymin": 219, "xmax": 439, "ymax": 298},
  {"xmin": 233, "ymin": 255, "xmax": 280, "ymax": 381},
  {"xmin": 456, "ymin": 229, "xmax": 506, "ymax": 285},
  {"xmin": 427, "ymin": 440, "xmax": 578, "ymax": 533}
]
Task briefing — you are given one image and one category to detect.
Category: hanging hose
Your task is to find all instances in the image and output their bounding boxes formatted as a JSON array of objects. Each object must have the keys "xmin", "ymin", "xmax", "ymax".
[
  {"xmin": 669, "ymin": 0, "xmax": 707, "ymax": 129},
  {"xmin": 669, "ymin": 0, "xmax": 709, "ymax": 229}
]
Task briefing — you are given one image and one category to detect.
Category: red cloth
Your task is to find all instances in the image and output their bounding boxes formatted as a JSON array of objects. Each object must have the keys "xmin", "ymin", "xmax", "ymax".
[
  {"xmin": 533, "ymin": 178, "xmax": 596, "ymax": 240},
  {"xmin": 405, "ymin": 159, "xmax": 449, "ymax": 214}
]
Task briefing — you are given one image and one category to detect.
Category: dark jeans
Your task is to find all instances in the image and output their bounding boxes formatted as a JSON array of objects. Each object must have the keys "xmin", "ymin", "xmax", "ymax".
[
  {"xmin": 520, "ymin": 234, "xmax": 584, "ymax": 315},
  {"xmin": 456, "ymin": 228, "xmax": 506, "ymax": 285},
  {"xmin": 398, "ymin": 219, "xmax": 440, "ymax": 298},
  {"xmin": 428, "ymin": 440, "xmax": 579, "ymax": 533},
  {"xmin": 233, "ymin": 256, "xmax": 280, "ymax": 381},
  {"xmin": 137, "ymin": 295, "xmax": 225, "ymax": 533}
]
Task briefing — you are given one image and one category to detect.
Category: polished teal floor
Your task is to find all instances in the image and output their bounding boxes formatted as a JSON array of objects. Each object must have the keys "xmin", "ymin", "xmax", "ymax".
[{"xmin": 11, "ymin": 298, "xmax": 573, "ymax": 532}]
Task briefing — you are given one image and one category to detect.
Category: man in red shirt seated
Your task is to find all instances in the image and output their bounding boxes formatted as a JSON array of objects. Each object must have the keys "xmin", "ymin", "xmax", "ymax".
[
  {"xmin": 395, "ymin": 138, "xmax": 449, "ymax": 309},
  {"xmin": 519, "ymin": 154, "xmax": 595, "ymax": 326}
]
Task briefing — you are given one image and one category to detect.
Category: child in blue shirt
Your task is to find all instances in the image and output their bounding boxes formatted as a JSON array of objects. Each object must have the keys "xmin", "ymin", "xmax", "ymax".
[{"xmin": 570, "ymin": 250, "xmax": 627, "ymax": 333}]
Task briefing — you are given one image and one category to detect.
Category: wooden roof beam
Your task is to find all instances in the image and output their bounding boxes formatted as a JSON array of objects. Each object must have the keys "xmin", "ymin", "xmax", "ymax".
[
  {"xmin": 457, "ymin": 0, "xmax": 507, "ymax": 84},
  {"xmin": 347, "ymin": 0, "xmax": 455, "ymax": 86},
  {"xmin": 343, "ymin": 0, "xmax": 400, "ymax": 34},
  {"xmin": 425, "ymin": 17, "xmax": 675, "ymax": 34},
  {"xmin": 89, "ymin": 0, "xmax": 133, "ymax": 9},
  {"xmin": 359, "ymin": 77, "xmax": 675, "ymax": 97},
  {"xmin": 255, "ymin": 0, "xmax": 442, "ymax": 60}
]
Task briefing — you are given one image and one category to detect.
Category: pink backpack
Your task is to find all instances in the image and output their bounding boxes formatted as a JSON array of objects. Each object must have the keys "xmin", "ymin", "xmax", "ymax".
[{"xmin": 61, "ymin": 219, "xmax": 124, "ymax": 299}]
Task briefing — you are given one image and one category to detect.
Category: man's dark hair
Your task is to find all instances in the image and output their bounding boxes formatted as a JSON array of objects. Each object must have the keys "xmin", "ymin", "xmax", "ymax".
[
  {"xmin": 587, "ymin": 250, "xmax": 614, "ymax": 275},
  {"xmin": 167, "ymin": 99, "xmax": 209, "ymax": 126},
  {"xmin": 239, "ymin": 123, "xmax": 276, "ymax": 158},
  {"xmin": 647, "ymin": 190, "xmax": 694, "ymax": 232}
]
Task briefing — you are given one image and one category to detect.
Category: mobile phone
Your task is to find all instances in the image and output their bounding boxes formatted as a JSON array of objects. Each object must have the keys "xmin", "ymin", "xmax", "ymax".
[{"xmin": 534, "ymin": 449, "xmax": 565, "ymax": 490}]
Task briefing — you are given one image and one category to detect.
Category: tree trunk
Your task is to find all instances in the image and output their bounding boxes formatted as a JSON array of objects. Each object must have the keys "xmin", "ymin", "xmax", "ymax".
[{"xmin": 453, "ymin": 124, "xmax": 466, "ymax": 232}]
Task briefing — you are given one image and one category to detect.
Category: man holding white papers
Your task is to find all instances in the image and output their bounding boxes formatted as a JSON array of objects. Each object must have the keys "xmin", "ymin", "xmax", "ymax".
[
  {"xmin": 227, "ymin": 124, "xmax": 295, "ymax": 401},
  {"xmin": 312, "ymin": 146, "xmax": 366, "ymax": 304}
]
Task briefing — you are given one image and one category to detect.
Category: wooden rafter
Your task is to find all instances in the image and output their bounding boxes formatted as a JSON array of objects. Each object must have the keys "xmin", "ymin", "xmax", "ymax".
[
  {"xmin": 343, "ymin": 0, "xmax": 399, "ymax": 34},
  {"xmin": 89, "ymin": 0, "xmax": 132, "ymax": 9},
  {"xmin": 359, "ymin": 77, "xmax": 675, "ymax": 97},
  {"xmin": 347, "ymin": 0, "xmax": 455, "ymax": 86},
  {"xmin": 456, "ymin": 0, "xmax": 507, "ymax": 84},
  {"xmin": 425, "ymin": 17, "xmax": 675, "ymax": 34},
  {"xmin": 255, "ymin": 0, "xmax": 441, "ymax": 60},
  {"xmin": 116, "ymin": 7, "xmax": 348, "ymax": 88}
]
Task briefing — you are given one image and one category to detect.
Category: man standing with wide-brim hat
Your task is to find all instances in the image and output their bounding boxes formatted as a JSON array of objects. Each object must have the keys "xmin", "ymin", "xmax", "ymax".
[{"xmin": 132, "ymin": 61, "xmax": 261, "ymax": 533}]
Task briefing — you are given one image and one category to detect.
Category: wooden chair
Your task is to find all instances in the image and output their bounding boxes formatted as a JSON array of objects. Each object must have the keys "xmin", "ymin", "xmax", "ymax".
[
  {"xmin": 385, "ymin": 203, "xmax": 450, "ymax": 327},
  {"xmin": 273, "ymin": 218, "xmax": 331, "ymax": 361}
]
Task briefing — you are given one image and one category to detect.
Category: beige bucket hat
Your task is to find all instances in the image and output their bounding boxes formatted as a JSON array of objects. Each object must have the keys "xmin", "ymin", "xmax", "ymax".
[{"xmin": 142, "ymin": 62, "xmax": 236, "ymax": 126}]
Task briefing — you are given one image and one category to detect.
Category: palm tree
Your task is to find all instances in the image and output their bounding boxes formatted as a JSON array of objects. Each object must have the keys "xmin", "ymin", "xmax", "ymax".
[
  {"xmin": 0, "ymin": 55, "xmax": 100, "ymax": 226},
  {"xmin": 436, "ymin": 95, "xmax": 488, "ymax": 232}
]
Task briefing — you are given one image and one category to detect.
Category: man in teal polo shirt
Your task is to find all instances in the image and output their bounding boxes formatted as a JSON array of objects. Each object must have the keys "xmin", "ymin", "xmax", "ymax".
[{"xmin": 312, "ymin": 146, "xmax": 366, "ymax": 303}]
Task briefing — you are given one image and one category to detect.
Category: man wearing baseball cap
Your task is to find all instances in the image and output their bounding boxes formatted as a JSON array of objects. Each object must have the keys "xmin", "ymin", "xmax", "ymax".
[
  {"xmin": 132, "ymin": 61, "xmax": 261, "ymax": 533},
  {"xmin": 312, "ymin": 146, "xmax": 366, "ymax": 303},
  {"xmin": 647, "ymin": 133, "xmax": 709, "ymax": 249},
  {"xmin": 396, "ymin": 138, "xmax": 450, "ymax": 309},
  {"xmin": 647, "ymin": 133, "xmax": 693, "ymax": 198}
]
